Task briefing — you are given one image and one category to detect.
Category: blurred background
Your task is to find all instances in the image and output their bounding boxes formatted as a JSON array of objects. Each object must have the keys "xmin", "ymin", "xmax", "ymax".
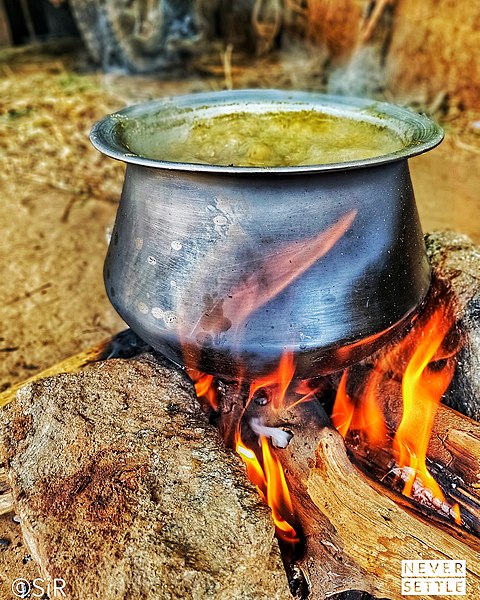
[
  {"xmin": 1, "ymin": 0, "xmax": 479, "ymax": 393},
  {"xmin": 0, "ymin": 0, "xmax": 479, "ymax": 592}
]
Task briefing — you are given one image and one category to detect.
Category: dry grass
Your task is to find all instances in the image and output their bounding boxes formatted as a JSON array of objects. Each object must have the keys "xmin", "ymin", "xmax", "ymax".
[
  {"xmin": 0, "ymin": 51, "xmax": 125, "ymax": 212},
  {"xmin": 0, "ymin": 40, "xmax": 324, "ymax": 219}
]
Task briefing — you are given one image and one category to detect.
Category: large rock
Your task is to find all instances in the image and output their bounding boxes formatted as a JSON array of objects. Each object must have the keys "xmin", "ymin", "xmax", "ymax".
[
  {"xmin": 1, "ymin": 354, "xmax": 290, "ymax": 600},
  {"xmin": 425, "ymin": 231, "xmax": 480, "ymax": 421}
]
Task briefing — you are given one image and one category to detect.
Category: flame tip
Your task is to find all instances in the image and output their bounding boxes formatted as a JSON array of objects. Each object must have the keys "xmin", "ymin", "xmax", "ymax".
[{"xmin": 332, "ymin": 304, "xmax": 459, "ymax": 523}]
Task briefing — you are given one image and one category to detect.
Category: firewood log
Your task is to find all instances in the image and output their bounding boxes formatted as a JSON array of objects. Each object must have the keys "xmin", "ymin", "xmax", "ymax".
[
  {"xmin": 239, "ymin": 395, "xmax": 480, "ymax": 600},
  {"xmin": 0, "ymin": 329, "xmax": 149, "ymax": 409}
]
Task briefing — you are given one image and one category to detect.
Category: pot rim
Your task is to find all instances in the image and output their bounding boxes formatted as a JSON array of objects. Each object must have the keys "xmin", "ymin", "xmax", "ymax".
[{"xmin": 90, "ymin": 89, "xmax": 444, "ymax": 175}]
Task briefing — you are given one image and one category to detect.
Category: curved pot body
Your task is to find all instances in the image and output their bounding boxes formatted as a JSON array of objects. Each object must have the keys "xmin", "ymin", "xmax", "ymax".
[
  {"xmin": 103, "ymin": 160, "xmax": 429, "ymax": 378},
  {"xmin": 92, "ymin": 90, "xmax": 442, "ymax": 379}
]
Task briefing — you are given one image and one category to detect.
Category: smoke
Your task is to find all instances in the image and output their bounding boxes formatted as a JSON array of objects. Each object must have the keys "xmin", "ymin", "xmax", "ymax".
[
  {"xmin": 326, "ymin": 0, "xmax": 398, "ymax": 98},
  {"xmin": 327, "ymin": 45, "xmax": 386, "ymax": 97},
  {"xmin": 71, "ymin": 0, "xmax": 201, "ymax": 74},
  {"xmin": 71, "ymin": 0, "xmax": 394, "ymax": 94}
]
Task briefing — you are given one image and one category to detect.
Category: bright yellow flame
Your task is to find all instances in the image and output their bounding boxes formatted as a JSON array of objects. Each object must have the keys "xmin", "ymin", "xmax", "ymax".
[
  {"xmin": 332, "ymin": 302, "xmax": 462, "ymax": 525},
  {"xmin": 236, "ymin": 432, "xmax": 299, "ymax": 544},
  {"xmin": 452, "ymin": 503, "xmax": 462, "ymax": 526},
  {"xmin": 393, "ymin": 306, "xmax": 456, "ymax": 502},
  {"xmin": 236, "ymin": 436, "xmax": 268, "ymax": 503},
  {"xmin": 261, "ymin": 436, "xmax": 298, "ymax": 540}
]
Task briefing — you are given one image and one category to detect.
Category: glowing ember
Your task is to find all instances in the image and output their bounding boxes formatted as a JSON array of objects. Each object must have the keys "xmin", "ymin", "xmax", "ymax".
[
  {"xmin": 452, "ymin": 503, "xmax": 462, "ymax": 525},
  {"xmin": 236, "ymin": 433, "xmax": 299, "ymax": 544}
]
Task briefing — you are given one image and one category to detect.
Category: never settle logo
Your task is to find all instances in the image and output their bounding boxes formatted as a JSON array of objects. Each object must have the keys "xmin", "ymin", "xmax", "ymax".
[{"xmin": 402, "ymin": 560, "xmax": 466, "ymax": 596}]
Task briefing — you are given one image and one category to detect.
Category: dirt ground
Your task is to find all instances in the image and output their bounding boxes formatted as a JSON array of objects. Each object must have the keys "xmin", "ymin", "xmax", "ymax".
[{"xmin": 0, "ymin": 40, "xmax": 479, "ymax": 596}]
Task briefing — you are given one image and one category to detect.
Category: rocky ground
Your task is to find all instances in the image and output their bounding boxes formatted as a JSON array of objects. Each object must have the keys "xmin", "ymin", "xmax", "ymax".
[{"xmin": 1, "ymin": 354, "xmax": 290, "ymax": 600}]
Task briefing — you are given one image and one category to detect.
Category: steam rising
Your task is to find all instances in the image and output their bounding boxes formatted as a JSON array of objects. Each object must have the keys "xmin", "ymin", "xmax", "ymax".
[{"xmin": 327, "ymin": 46, "xmax": 386, "ymax": 98}]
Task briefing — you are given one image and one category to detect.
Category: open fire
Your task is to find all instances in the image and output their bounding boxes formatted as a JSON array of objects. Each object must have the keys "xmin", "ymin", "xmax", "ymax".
[
  {"xmin": 91, "ymin": 86, "xmax": 480, "ymax": 596},
  {"xmin": 236, "ymin": 434, "xmax": 299, "ymax": 545},
  {"xmin": 188, "ymin": 286, "xmax": 468, "ymax": 558},
  {"xmin": 331, "ymin": 299, "xmax": 462, "ymax": 524},
  {"xmin": 189, "ymin": 351, "xmax": 303, "ymax": 547}
]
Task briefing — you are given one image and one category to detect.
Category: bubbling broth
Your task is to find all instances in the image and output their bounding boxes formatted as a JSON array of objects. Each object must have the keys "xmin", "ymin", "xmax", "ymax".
[{"xmin": 122, "ymin": 109, "xmax": 405, "ymax": 167}]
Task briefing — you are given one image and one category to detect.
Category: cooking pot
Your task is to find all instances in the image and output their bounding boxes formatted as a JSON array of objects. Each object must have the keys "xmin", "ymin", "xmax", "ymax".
[{"xmin": 90, "ymin": 90, "xmax": 443, "ymax": 379}]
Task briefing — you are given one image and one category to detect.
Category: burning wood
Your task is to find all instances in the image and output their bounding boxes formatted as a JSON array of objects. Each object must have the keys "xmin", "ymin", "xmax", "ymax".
[
  {"xmin": 206, "ymin": 375, "xmax": 480, "ymax": 599},
  {"xmin": 331, "ymin": 294, "xmax": 463, "ymax": 522},
  {"xmin": 2, "ymin": 231, "xmax": 480, "ymax": 599},
  {"xmin": 190, "ymin": 262, "xmax": 480, "ymax": 598}
]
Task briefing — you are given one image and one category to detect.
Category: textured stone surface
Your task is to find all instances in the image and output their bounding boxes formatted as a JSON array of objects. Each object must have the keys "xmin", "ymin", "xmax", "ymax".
[
  {"xmin": 425, "ymin": 231, "xmax": 480, "ymax": 421},
  {"xmin": 1, "ymin": 354, "xmax": 290, "ymax": 600}
]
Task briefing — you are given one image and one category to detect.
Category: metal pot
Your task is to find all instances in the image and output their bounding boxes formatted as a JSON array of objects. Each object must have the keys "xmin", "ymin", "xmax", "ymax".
[{"xmin": 90, "ymin": 90, "xmax": 443, "ymax": 379}]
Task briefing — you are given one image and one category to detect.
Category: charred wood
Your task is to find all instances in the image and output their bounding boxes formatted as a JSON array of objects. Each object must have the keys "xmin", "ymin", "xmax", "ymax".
[{"xmin": 234, "ymin": 391, "xmax": 480, "ymax": 600}]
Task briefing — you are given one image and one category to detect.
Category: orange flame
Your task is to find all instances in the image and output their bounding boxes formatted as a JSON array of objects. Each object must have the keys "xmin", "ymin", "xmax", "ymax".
[
  {"xmin": 288, "ymin": 379, "xmax": 325, "ymax": 410},
  {"xmin": 247, "ymin": 352, "xmax": 296, "ymax": 411},
  {"xmin": 331, "ymin": 371, "xmax": 355, "ymax": 438},
  {"xmin": 332, "ymin": 302, "xmax": 461, "ymax": 524},
  {"xmin": 236, "ymin": 432, "xmax": 299, "ymax": 544},
  {"xmin": 247, "ymin": 351, "xmax": 326, "ymax": 412},
  {"xmin": 236, "ymin": 438, "xmax": 267, "ymax": 501},
  {"xmin": 392, "ymin": 306, "xmax": 456, "ymax": 504},
  {"xmin": 236, "ymin": 353, "xmax": 299, "ymax": 543},
  {"xmin": 331, "ymin": 369, "xmax": 387, "ymax": 446},
  {"xmin": 190, "ymin": 354, "xmax": 300, "ymax": 543},
  {"xmin": 188, "ymin": 370, "xmax": 219, "ymax": 411}
]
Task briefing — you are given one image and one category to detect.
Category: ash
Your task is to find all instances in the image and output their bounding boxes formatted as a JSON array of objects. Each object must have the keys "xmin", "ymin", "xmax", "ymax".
[
  {"xmin": 389, "ymin": 465, "xmax": 459, "ymax": 521},
  {"xmin": 250, "ymin": 417, "xmax": 293, "ymax": 449}
]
